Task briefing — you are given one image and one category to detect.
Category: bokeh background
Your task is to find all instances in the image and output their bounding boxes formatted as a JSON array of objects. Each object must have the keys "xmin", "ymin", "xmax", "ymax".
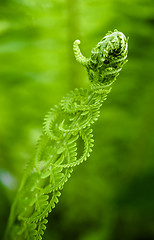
[{"xmin": 0, "ymin": 0, "xmax": 154, "ymax": 239}]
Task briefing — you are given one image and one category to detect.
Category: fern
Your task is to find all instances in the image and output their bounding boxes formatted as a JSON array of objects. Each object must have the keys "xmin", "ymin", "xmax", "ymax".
[{"xmin": 4, "ymin": 30, "xmax": 128, "ymax": 240}]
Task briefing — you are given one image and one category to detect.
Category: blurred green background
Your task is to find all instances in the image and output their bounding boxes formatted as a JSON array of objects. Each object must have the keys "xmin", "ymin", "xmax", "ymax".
[{"xmin": 0, "ymin": 0, "xmax": 154, "ymax": 239}]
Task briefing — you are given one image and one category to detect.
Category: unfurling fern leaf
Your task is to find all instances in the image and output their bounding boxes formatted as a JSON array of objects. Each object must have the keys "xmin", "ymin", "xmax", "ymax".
[{"xmin": 4, "ymin": 30, "xmax": 128, "ymax": 240}]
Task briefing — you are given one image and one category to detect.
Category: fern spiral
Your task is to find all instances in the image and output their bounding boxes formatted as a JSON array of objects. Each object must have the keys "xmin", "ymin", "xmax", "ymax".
[
  {"xmin": 5, "ymin": 30, "xmax": 128, "ymax": 240},
  {"xmin": 73, "ymin": 29, "xmax": 128, "ymax": 88}
]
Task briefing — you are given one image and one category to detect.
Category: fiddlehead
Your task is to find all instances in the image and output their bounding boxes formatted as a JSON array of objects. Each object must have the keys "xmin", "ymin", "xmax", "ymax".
[
  {"xmin": 73, "ymin": 29, "xmax": 128, "ymax": 89},
  {"xmin": 5, "ymin": 30, "xmax": 128, "ymax": 240}
]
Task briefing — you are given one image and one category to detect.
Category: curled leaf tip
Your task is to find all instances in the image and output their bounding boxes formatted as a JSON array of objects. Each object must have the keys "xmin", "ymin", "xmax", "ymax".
[{"xmin": 73, "ymin": 30, "xmax": 128, "ymax": 88}]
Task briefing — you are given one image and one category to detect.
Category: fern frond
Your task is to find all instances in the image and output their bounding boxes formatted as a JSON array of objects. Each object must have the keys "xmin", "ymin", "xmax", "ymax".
[{"xmin": 4, "ymin": 30, "xmax": 128, "ymax": 240}]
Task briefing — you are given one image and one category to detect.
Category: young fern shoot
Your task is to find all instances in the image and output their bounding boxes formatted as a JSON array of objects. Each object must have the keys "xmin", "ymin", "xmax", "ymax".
[{"xmin": 5, "ymin": 30, "xmax": 128, "ymax": 240}]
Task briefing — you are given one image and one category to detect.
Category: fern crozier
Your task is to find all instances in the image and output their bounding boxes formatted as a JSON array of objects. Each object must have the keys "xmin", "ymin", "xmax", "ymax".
[{"xmin": 4, "ymin": 29, "xmax": 128, "ymax": 240}]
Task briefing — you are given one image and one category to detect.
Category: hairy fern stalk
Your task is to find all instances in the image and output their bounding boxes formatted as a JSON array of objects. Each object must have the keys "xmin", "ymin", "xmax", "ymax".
[{"xmin": 5, "ymin": 30, "xmax": 128, "ymax": 240}]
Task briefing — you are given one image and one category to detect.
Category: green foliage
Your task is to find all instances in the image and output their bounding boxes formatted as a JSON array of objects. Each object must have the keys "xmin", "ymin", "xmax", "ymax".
[
  {"xmin": 4, "ymin": 30, "xmax": 128, "ymax": 240},
  {"xmin": 1, "ymin": 1, "xmax": 154, "ymax": 240}
]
